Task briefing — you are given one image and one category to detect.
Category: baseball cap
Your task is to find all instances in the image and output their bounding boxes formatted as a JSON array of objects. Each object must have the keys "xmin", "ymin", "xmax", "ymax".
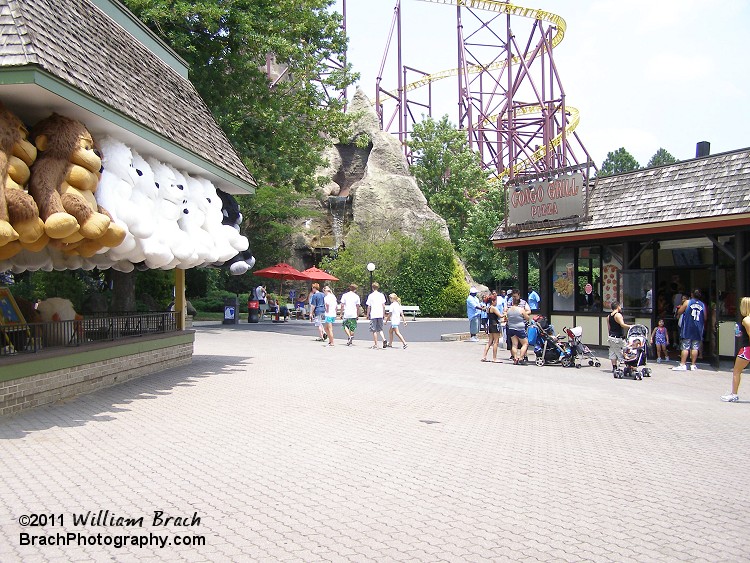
[{"xmin": 469, "ymin": 287, "xmax": 477, "ymax": 294}]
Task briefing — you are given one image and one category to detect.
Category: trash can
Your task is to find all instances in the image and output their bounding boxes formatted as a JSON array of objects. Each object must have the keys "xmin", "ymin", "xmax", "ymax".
[
  {"xmin": 223, "ymin": 296, "xmax": 239, "ymax": 325},
  {"xmin": 248, "ymin": 299, "xmax": 260, "ymax": 323}
]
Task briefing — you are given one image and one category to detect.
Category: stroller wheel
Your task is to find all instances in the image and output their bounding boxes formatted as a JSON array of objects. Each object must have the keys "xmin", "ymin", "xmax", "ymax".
[
  {"xmin": 636, "ymin": 372, "xmax": 643, "ymax": 381},
  {"xmin": 535, "ymin": 357, "xmax": 545, "ymax": 367},
  {"xmin": 588, "ymin": 360, "xmax": 594, "ymax": 366},
  {"xmin": 595, "ymin": 362, "xmax": 601, "ymax": 367},
  {"xmin": 644, "ymin": 368, "xmax": 652, "ymax": 377},
  {"xmin": 576, "ymin": 363, "xmax": 581, "ymax": 369},
  {"xmin": 561, "ymin": 356, "xmax": 573, "ymax": 368}
]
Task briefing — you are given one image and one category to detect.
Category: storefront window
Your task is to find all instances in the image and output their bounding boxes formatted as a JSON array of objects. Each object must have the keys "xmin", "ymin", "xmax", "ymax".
[
  {"xmin": 576, "ymin": 247, "xmax": 602, "ymax": 312},
  {"xmin": 551, "ymin": 249, "xmax": 575, "ymax": 311},
  {"xmin": 622, "ymin": 270, "xmax": 654, "ymax": 315}
]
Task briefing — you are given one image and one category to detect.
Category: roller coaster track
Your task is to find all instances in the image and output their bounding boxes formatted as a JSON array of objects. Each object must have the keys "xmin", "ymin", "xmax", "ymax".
[{"xmin": 383, "ymin": 0, "xmax": 585, "ymax": 179}]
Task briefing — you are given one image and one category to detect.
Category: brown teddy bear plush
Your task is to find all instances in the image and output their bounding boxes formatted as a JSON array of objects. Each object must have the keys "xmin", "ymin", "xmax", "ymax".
[
  {"xmin": 0, "ymin": 102, "xmax": 46, "ymax": 260},
  {"xmin": 28, "ymin": 113, "xmax": 125, "ymax": 256}
]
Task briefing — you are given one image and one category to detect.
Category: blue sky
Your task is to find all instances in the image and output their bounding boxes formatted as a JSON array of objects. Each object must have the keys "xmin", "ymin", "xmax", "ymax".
[{"xmin": 336, "ymin": 0, "xmax": 749, "ymax": 168}]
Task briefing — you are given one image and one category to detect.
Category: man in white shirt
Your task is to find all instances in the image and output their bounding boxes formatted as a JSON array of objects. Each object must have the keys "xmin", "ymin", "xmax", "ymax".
[
  {"xmin": 366, "ymin": 282, "xmax": 387, "ymax": 349},
  {"xmin": 339, "ymin": 283, "xmax": 362, "ymax": 346}
]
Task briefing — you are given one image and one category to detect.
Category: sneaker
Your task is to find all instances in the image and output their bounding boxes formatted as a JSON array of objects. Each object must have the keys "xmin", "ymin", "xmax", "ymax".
[
  {"xmin": 690, "ymin": 364, "xmax": 698, "ymax": 371},
  {"xmin": 322, "ymin": 333, "xmax": 328, "ymax": 341},
  {"xmin": 370, "ymin": 345, "xmax": 379, "ymax": 349},
  {"xmin": 383, "ymin": 341, "xmax": 388, "ymax": 349},
  {"xmin": 469, "ymin": 336, "xmax": 479, "ymax": 342},
  {"xmin": 403, "ymin": 344, "xmax": 408, "ymax": 349},
  {"xmin": 672, "ymin": 364, "xmax": 687, "ymax": 371},
  {"xmin": 657, "ymin": 358, "xmax": 662, "ymax": 364},
  {"xmin": 721, "ymin": 393, "xmax": 739, "ymax": 403},
  {"xmin": 347, "ymin": 336, "xmax": 353, "ymax": 346}
]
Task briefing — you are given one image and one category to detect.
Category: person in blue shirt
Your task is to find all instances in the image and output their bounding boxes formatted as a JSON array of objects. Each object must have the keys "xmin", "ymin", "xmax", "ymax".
[
  {"xmin": 308, "ymin": 283, "xmax": 327, "ymax": 341},
  {"xmin": 466, "ymin": 287, "xmax": 481, "ymax": 342},
  {"xmin": 527, "ymin": 285, "xmax": 540, "ymax": 311},
  {"xmin": 672, "ymin": 289, "xmax": 706, "ymax": 371}
]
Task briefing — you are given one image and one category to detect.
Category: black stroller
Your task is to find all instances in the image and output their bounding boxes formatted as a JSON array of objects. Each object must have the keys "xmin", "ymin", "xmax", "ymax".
[
  {"xmin": 614, "ymin": 324, "xmax": 652, "ymax": 380},
  {"xmin": 528, "ymin": 316, "xmax": 575, "ymax": 367}
]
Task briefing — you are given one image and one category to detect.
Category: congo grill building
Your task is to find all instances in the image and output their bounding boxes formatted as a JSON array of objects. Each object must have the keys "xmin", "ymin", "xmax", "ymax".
[{"xmin": 491, "ymin": 146, "xmax": 750, "ymax": 368}]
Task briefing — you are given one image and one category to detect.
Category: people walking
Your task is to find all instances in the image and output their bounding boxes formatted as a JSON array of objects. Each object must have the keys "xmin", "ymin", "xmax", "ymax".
[
  {"xmin": 466, "ymin": 287, "xmax": 481, "ymax": 342},
  {"xmin": 481, "ymin": 295, "xmax": 504, "ymax": 363},
  {"xmin": 366, "ymin": 282, "xmax": 387, "ymax": 349},
  {"xmin": 608, "ymin": 301, "xmax": 630, "ymax": 373},
  {"xmin": 322, "ymin": 286, "xmax": 337, "ymax": 346},
  {"xmin": 650, "ymin": 318, "xmax": 670, "ymax": 363},
  {"xmin": 672, "ymin": 289, "xmax": 706, "ymax": 371},
  {"xmin": 505, "ymin": 294, "xmax": 531, "ymax": 364},
  {"xmin": 308, "ymin": 283, "xmax": 326, "ymax": 341},
  {"xmin": 339, "ymin": 283, "xmax": 361, "ymax": 346},
  {"xmin": 386, "ymin": 293, "xmax": 408, "ymax": 349},
  {"xmin": 721, "ymin": 296, "xmax": 750, "ymax": 402}
]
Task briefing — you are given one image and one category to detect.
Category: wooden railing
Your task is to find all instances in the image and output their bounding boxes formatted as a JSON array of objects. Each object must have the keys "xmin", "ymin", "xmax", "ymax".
[{"xmin": 1, "ymin": 312, "xmax": 179, "ymax": 357}]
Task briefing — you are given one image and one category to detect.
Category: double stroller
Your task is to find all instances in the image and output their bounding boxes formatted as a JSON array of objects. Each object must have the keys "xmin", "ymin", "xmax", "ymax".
[
  {"xmin": 527, "ymin": 316, "xmax": 575, "ymax": 367},
  {"xmin": 614, "ymin": 324, "xmax": 652, "ymax": 380},
  {"xmin": 565, "ymin": 326, "xmax": 602, "ymax": 368}
]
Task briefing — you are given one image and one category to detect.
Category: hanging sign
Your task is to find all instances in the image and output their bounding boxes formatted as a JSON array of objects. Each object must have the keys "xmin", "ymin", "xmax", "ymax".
[{"xmin": 507, "ymin": 172, "xmax": 584, "ymax": 226}]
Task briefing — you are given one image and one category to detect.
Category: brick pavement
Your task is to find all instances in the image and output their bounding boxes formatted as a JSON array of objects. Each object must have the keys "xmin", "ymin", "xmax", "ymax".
[{"xmin": 1, "ymin": 324, "xmax": 749, "ymax": 562}]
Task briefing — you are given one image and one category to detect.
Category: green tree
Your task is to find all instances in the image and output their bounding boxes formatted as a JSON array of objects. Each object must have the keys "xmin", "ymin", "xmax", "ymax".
[
  {"xmin": 407, "ymin": 116, "xmax": 489, "ymax": 244},
  {"xmin": 598, "ymin": 148, "xmax": 640, "ymax": 177},
  {"xmin": 457, "ymin": 184, "xmax": 513, "ymax": 288},
  {"xmin": 123, "ymin": 0, "xmax": 358, "ymax": 268},
  {"xmin": 647, "ymin": 148, "xmax": 678, "ymax": 168}
]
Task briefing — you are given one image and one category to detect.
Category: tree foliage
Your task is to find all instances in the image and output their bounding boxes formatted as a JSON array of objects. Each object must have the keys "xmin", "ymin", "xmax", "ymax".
[
  {"xmin": 123, "ymin": 0, "xmax": 358, "ymax": 267},
  {"xmin": 599, "ymin": 147, "xmax": 641, "ymax": 177},
  {"xmin": 647, "ymin": 148, "xmax": 678, "ymax": 168},
  {"xmin": 457, "ymin": 185, "xmax": 513, "ymax": 288},
  {"xmin": 319, "ymin": 224, "xmax": 468, "ymax": 316},
  {"xmin": 407, "ymin": 116, "xmax": 489, "ymax": 244}
]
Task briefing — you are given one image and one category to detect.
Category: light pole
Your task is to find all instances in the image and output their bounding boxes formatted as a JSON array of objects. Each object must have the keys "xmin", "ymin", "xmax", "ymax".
[{"xmin": 367, "ymin": 262, "xmax": 376, "ymax": 288}]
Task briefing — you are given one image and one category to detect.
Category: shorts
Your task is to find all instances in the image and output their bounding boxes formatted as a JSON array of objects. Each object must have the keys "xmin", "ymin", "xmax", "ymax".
[
  {"xmin": 608, "ymin": 336, "xmax": 625, "ymax": 361},
  {"xmin": 738, "ymin": 346, "xmax": 750, "ymax": 361},
  {"xmin": 680, "ymin": 338, "xmax": 701, "ymax": 351},
  {"xmin": 507, "ymin": 328, "xmax": 527, "ymax": 341},
  {"xmin": 324, "ymin": 316, "xmax": 336, "ymax": 324},
  {"xmin": 313, "ymin": 313, "xmax": 324, "ymax": 327},
  {"xmin": 343, "ymin": 318, "xmax": 357, "ymax": 332},
  {"xmin": 369, "ymin": 318, "xmax": 384, "ymax": 332},
  {"xmin": 390, "ymin": 322, "xmax": 401, "ymax": 329}
]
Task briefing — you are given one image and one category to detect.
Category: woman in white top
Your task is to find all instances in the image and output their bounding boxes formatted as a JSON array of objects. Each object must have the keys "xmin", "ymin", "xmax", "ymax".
[
  {"xmin": 386, "ymin": 293, "xmax": 408, "ymax": 349},
  {"xmin": 323, "ymin": 286, "xmax": 338, "ymax": 346}
]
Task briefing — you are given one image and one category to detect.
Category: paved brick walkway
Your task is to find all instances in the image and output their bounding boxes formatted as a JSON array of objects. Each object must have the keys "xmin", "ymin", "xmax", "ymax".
[{"xmin": 1, "ymin": 325, "xmax": 749, "ymax": 562}]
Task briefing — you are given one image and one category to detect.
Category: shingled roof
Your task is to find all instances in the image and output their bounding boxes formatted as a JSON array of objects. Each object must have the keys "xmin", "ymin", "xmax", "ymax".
[
  {"xmin": 0, "ymin": 0, "xmax": 255, "ymax": 189},
  {"xmin": 491, "ymin": 147, "xmax": 750, "ymax": 247}
]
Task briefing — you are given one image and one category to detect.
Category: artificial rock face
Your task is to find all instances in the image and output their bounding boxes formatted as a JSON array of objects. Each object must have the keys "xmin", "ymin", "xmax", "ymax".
[{"xmin": 295, "ymin": 88, "xmax": 449, "ymax": 259}]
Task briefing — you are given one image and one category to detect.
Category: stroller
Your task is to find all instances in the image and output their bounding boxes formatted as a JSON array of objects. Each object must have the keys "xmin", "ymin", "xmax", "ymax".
[
  {"xmin": 528, "ymin": 316, "xmax": 575, "ymax": 367},
  {"xmin": 615, "ymin": 324, "xmax": 652, "ymax": 380},
  {"xmin": 564, "ymin": 326, "xmax": 602, "ymax": 368}
]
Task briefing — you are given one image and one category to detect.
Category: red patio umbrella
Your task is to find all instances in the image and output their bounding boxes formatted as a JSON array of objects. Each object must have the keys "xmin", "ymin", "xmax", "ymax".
[
  {"xmin": 253, "ymin": 263, "xmax": 311, "ymax": 297},
  {"xmin": 300, "ymin": 266, "xmax": 339, "ymax": 282}
]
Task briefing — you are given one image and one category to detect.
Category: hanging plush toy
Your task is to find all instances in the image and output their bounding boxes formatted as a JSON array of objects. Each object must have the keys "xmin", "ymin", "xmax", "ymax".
[
  {"xmin": 28, "ymin": 113, "xmax": 125, "ymax": 254},
  {"xmin": 0, "ymin": 102, "xmax": 45, "ymax": 260}
]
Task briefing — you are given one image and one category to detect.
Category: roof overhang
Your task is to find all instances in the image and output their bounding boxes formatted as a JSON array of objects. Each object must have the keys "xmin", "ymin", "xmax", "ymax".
[
  {"xmin": 492, "ymin": 213, "xmax": 750, "ymax": 249},
  {"xmin": 0, "ymin": 67, "xmax": 255, "ymax": 195}
]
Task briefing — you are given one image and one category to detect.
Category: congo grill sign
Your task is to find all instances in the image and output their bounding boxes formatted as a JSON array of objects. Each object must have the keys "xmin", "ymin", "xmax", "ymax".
[{"xmin": 508, "ymin": 172, "xmax": 584, "ymax": 226}]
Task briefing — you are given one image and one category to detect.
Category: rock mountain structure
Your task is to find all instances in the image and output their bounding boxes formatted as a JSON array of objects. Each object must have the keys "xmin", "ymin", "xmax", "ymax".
[{"xmin": 293, "ymin": 89, "xmax": 449, "ymax": 263}]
